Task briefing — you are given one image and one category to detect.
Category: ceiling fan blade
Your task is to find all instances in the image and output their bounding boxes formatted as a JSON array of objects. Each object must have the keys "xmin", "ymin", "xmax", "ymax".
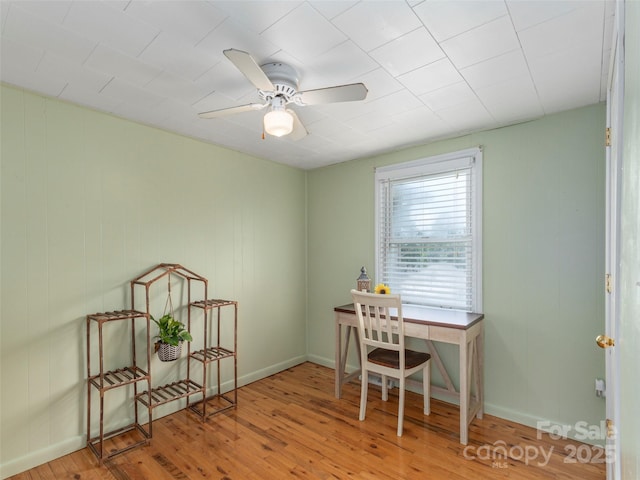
[
  {"xmin": 198, "ymin": 103, "xmax": 266, "ymax": 119},
  {"xmin": 297, "ymin": 83, "xmax": 368, "ymax": 106},
  {"xmin": 223, "ymin": 48, "xmax": 275, "ymax": 92},
  {"xmin": 288, "ymin": 110, "xmax": 308, "ymax": 141}
]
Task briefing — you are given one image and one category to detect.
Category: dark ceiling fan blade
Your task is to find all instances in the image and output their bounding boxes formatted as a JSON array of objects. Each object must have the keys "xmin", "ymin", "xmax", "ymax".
[
  {"xmin": 288, "ymin": 110, "xmax": 308, "ymax": 141},
  {"xmin": 223, "ymin": 48, "xmax": 275, "ymax": 92},
  {"xmin": 198, "ymin": 103, "xmax": 266, "ymax": 119},
  {"xmin": 297, "ymin": 83, "xmax": 368, "ymax": 106}
]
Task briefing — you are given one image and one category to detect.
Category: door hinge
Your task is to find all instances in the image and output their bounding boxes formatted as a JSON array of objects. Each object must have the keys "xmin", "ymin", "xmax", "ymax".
[
  {"xmin": 606, "ymin": 418, "xmax": 615, "ymax": 439},
  {"xmin": 606, "ymin": 127, "xmax": 612, "ymax": 146},
  {"xmin": 605, "ymin": 273, "xmax": 612, "ymax": 293}
]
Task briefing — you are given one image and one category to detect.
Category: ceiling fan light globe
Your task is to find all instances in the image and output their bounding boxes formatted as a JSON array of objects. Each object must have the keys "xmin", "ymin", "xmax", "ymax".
[{"xmin": 264, "ymin": 109, "xmax": 294, "ymax": 137}]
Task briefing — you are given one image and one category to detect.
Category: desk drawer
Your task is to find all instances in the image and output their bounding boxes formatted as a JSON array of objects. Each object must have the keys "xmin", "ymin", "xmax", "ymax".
[
  {"xmin": 404, "ymin": 322, "xmax": 428, "ymax": 339},
  {"xmin": 428, "ymin": 325, "xmax": 463, "ymax": 344}
]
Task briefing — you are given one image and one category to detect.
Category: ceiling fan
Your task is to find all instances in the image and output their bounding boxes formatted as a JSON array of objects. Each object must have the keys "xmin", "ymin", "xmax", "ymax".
[{"xmin": 198, "ymin": 49, "xmax": 368, "ymax": 139}]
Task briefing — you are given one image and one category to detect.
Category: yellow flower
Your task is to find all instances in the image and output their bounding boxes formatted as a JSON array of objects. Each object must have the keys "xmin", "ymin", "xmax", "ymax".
[{"xmin": 374, "ymin": 283, "xmax": 391, "ymax": 294}]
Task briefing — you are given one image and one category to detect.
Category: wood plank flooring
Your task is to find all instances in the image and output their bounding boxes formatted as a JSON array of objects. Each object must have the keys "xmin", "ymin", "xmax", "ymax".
[{"xmin": 9, "ymin": 362, "xmax": 605, "ymax": 479}]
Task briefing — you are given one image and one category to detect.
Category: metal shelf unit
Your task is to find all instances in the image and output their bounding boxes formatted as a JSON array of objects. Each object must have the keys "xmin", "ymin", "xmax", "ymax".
[
  {"xmin": 188, "ymin": 299, "xmax": 238, "ymax": 419},
  {"xmin": 86, "ymin": 264, "xmax": 238, "ymax": 463},
  {"xmin": 135, "ymin": 379, "xmax": 203, "ymax": 408},
  {"xmin": 130, "ymin": 264, "xmax": 207, "ymax": 413},
  {"xmin": 86, "ymin": 309, "xmax": 152, "ymax": 463}
]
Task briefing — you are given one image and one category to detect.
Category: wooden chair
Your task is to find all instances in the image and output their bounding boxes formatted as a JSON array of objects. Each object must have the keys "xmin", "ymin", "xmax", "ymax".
[{"xmin": 350, "ymin": 289, "xmax": 431, "ymax": 436}]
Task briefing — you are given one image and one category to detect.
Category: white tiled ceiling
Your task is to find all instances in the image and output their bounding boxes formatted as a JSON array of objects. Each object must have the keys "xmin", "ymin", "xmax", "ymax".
[{"xmin": 0, "ymin": 0, "xmax": 614, "ymax": 170}]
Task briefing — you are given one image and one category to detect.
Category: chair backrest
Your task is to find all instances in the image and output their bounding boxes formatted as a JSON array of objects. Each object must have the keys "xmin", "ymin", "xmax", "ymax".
[{"xmin": 350, "ymin": 289, "xmax": 405, "ymax": 355}]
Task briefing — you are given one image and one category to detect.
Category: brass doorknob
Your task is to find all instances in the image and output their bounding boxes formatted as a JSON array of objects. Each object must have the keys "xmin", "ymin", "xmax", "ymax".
[{"xmin": 596, "ymin": 335, "xmax": 615, "ymax": 348}]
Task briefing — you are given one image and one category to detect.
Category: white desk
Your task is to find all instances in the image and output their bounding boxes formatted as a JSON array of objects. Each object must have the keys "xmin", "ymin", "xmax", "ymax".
[{"xmin": 334, "ymin": 303, "xmax": 484, "ymax": 445}]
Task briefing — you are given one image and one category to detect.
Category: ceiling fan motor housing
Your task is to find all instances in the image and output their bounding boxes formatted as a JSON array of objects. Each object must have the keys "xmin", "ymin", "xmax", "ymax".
[{"xmin": 259, "ymin": 62, "xmax": 299, "ymax": 101}]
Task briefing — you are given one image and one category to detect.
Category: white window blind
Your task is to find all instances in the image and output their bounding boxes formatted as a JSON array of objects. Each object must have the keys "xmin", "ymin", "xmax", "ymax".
[{"xmin": 375, "ymin": 148, "xmax": 482, "ymax": 312}]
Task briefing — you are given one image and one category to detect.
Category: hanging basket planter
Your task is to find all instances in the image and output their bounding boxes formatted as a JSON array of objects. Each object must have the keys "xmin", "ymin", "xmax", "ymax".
[
  {"xmin": 151, "ymin": 312, "xmax": 193, "ymax": 362},
  {"xmin": 156, "ymin": 341, "xmax": 183, "ymax": 362}
]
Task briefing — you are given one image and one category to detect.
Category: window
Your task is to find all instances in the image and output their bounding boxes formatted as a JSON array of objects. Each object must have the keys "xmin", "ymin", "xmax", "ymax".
[{"xmin": 375, "ymin": 148, "xmax": 482, "ymax": 312}]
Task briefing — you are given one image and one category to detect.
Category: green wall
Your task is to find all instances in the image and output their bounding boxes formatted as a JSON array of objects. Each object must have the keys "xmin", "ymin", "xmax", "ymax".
[
  {"xmin": 307, "ymin": 103, "xmax": 606, "ymax": 439},
  {"xmin": 0, "ymin": 85, "xmax": 307, "ymax": 477},
  {"xmin": 0, "ymin": 82, "xmax": 612, "ymax": 477}
]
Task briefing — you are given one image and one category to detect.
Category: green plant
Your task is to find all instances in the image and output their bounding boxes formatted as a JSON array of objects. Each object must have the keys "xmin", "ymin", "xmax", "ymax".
[{"xmin": 151, "ymin": 314, "xmax": 193, "ymax": 346}]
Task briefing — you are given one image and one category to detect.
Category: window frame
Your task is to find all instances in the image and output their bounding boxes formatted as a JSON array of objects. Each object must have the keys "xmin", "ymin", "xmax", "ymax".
[{"xmin": 374, "ymin": 147, "xmax": 483, "ymax": 313}]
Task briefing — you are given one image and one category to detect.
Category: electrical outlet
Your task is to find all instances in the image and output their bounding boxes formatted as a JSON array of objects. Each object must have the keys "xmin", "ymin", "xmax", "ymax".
[{"xmin": 595, "ymin": 378, "xmax": 606, "ymax": 397}]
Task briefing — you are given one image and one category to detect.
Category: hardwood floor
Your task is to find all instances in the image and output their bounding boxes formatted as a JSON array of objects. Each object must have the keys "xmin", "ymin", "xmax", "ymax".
[{"xmin": 9, "ymin": 362, "xmax": 605, "ymax": 479}]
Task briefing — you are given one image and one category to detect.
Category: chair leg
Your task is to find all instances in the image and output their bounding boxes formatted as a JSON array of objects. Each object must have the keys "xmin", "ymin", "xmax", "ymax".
[
  {"xmin": 397, "ymin": 376, "xmax": 405, "ymax": 436},
  {"xmin": 423, "ymin": 361, "xmax": 431, "ymax": 415},
  {"xmin": 381, "ymin": 374, "xmax": 388, "ymax": 401},
  {"xmin": 359, "ymin": 368, "xmax": 368, "ymax": 421}
]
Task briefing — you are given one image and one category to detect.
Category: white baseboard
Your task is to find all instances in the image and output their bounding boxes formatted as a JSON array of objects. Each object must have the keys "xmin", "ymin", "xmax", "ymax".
[
  {"xmin": 309, "ymin": 355, "xmax": 604, "ymax": 447},
  {"xmin": 2, "ymin": 355, "xmax": 600, "ymax": 479},
  {"xmin": 483, "ymin": 403, "xmax": 604, "ymax": 447},
  {"xmin": 305, "ymin": 353, "xmax": 333, "ymax": 369},
  {"xmin": 237, "ymin": 355, "xmax": 308, "ymax": 388},
  {"xmin": 0, "ymin": 355, "xmax": 310, "ymax": 479},
  {"xmin": 1, "ymin": 435, "xmax": 85, "ymax": 479}
]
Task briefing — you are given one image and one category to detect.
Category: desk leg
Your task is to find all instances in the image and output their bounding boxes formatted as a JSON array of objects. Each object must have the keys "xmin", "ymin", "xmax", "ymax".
[
  {"xmin": 461, "ymin": 328, "xmax": 485, "ymax": 444},
  {"xmin": 467, "ymin": 329, "xmax": 484, "ymax": 422},
  {"xmin": 339, "ymin": 327, "xmax": 353, "ymax": 394},
  {"xmin": 459, "ymin": 333, "xmax": 469, "ymax": 445},
  {"xmin": 335, "ymin": 318, "xmax": 343, "ymax": 398},
  {"xmin": 335, "ymin": 320, "xmax": 362, "ymax": 399},
  {"xmin": 476, "ymin": 326, "xmax": 484, "ymax": 419}
]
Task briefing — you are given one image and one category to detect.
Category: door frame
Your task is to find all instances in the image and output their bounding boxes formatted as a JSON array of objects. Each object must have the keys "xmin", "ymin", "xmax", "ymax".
[{"xmin": 604, "ymin": 1, "xmax": 624, "ymax": 478}]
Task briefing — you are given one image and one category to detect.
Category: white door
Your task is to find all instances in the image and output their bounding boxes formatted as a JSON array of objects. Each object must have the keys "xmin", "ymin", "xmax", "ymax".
[{"xmin": 602, "ymin": 1, "xmax": 624, "ymax": 478}]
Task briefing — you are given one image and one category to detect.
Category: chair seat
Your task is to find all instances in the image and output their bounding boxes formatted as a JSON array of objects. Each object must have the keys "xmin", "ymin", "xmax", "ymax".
[{"xmin": 368, "ymin": 348, "xmax": 431, "ymax": 370}]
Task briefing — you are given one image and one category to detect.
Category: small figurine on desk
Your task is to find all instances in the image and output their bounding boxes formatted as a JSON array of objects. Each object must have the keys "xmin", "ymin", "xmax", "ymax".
[{"xmin": 356, "ymin": 266, "xmax": 371, "ymax": 292}]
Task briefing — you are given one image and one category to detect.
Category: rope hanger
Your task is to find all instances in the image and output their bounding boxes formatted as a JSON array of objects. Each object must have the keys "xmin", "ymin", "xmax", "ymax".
[{"xmin": 164, "ymin": 273, "xmax": 175, "ymax": 319}]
